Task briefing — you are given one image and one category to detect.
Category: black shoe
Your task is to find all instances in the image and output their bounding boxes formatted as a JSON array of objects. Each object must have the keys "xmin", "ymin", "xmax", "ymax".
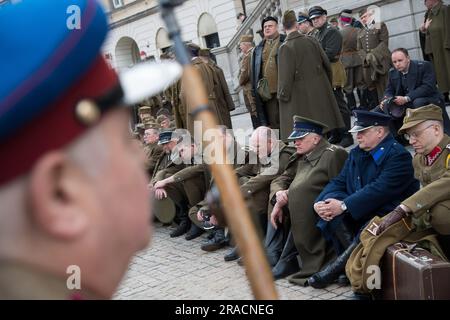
[
  {"xmin": 337, "ymin": 273, "xmax": 350, "ymax": 285},
  {"xmin": 170, "ymin": 220, "xmax": 190, "ymax": 238},
  {"xmin": 201, "ymin": 229, "xmax": 227, "ymax": 252},
  {"xmin": 207, "ymin": 232, "xmax": 215, "ymax": 240},
  {"xmin": 338, "ymin": 134, "xmax": 354, "ymax": 148},
  {"xmin": 224, "ymin": 247, "xmax": 239, "ymax": 262},
  {"xmin": 349, "ymin": 293, "xmax": 373, "ymax": 300},
  {"xmin": 272, "ymin": 258, "xmax": 300, "ymax": 280},
  {"xmin": 185, "ymin": 224, "xmax": 205, "ymax": 240},
  {"xmin": 308, "ymin": 242, "xmax": 358, "ymax": 289}
]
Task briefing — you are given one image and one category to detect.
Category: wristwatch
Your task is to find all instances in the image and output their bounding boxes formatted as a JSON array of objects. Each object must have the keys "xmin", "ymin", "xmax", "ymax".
[{"xmin": 340, "ymin": 201, "xmax": 347, "ymax": 212}]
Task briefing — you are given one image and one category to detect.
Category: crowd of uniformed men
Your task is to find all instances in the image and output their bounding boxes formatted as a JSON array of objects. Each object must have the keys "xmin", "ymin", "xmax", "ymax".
[
  {"xmin": 135, "ymin": 1, "xmax": 450, "ymax": 296},
  {"xmin": 0, "ymin": 0, "xmax": 449, "ymax": 300}
]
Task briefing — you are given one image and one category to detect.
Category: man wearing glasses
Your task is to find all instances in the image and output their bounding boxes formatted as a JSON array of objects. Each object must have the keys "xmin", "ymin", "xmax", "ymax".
[{"xmin": 376, "ymin": 104, "xmax": 450, "ymax": 258}]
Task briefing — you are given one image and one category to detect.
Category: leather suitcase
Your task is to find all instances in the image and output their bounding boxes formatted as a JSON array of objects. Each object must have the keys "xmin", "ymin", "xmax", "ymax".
[{"xmin": 381, "ymin": 242, "xmax": 450, "ymax": 300}]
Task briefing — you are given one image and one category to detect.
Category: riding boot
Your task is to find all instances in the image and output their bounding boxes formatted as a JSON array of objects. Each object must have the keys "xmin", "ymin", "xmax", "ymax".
[
  {"xmin": 272, "ymin": 231, "xmax": 300, "ymax": 280},
  {"xmin": 307, "ymin": 241, "xmax": 358, "ymax": 289}
]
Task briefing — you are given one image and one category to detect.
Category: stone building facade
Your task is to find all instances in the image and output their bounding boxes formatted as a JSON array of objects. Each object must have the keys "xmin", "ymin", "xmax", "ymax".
[{"xmin": 101, "ymin": 0, "xmax": 450, "ymax": 110}]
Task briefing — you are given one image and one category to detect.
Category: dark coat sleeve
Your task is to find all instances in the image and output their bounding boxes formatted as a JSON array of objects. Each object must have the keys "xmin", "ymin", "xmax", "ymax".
[
  {"xmin": 316, "ymin": 154, "xmax": 351, "ymax": 202},
  {"xmin": 277, "ymin": 43, "xmax": 296, "ymax": 103},
  {"xmin": 383, "ymin": 68, "xmax": 396, "ymax": 98},
  {"xmin": 407, "ymin": 61, "xmax": 439, "ymax": 101},
  {"xmin": 344, "ymin": 149, "xmax": 416, "ymax": 221},
  {"xmin": 322, "ymin": 28, "xmax": 343, "ymax": 62}
]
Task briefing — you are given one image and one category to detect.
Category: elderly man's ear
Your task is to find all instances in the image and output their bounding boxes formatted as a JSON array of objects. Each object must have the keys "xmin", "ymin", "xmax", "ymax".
[{"xmin": 28, "ymin": 151, "xmax": 93, "ymax": 240}]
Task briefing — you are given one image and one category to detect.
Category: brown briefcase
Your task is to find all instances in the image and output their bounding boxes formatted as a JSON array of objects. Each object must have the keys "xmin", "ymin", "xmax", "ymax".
[{"xmin": 381, "ymin": 242, "xmax": 450, "ymax": 300}]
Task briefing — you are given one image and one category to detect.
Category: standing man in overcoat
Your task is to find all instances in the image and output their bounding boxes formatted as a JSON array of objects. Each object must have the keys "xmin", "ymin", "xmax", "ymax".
[
  {"xmin": 309, "ymin": 6, "xmax": 353, "ymax": 148},
  {"xmin": 277, "ymin": 10, "xmax": 344, "ymax": 141},
  {"xmin": 239, "ymin": 35, "xmax": 258, "ymax": 128},
  {"xmin": 251, "ymin": 16, "xmax": 286, "ymax": 129}
]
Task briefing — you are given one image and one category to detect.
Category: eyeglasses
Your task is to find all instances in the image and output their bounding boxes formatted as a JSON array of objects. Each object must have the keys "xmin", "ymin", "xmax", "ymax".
[{"xmin": 404, "ymin": 124, "xmax": 435, "ymax": 141}]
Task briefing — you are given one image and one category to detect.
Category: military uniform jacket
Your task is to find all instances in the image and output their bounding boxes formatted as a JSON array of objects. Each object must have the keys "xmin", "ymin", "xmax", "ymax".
[
  {"xmin": 314, "ymin": 23, "xmax": 343, "ymax": 63},
  {"xmin": 236, "ymin": 142, "xmax": 295, "ymax": 198},
  {"xmin": 180, "ymin": 57, "xmax": 217, "ymax": 134},
  {"xmin": 357, "ymin": 22, "xmax": 391, "ymax": 77},
  {"xmin": 277, "ymin": 31, "xmax": 344, "ymax": 140},
  {"xmin": 144, "ymin": 142, "xmax": 164, "ymax": 176},
  {"xmin": 316, "ymin": 134, "xmax": 419, "ymax": 224},
  {"xmin": 171, "ymin": 163, "xmax": 211, "ymax": 192},
  {"xmin": 166, "ymin": 79, "xmax": 185, "ymax": 129},
  {"xmin": 270, "ymin": 139, "xmax": 348, "ymax": 279},
  {"xmin": 270, "ymin": 139, "xmax": 348, "ymax": 201},
  {"xmin": 314, "ymin": 23, "xmax": 347, "ymax": 88},
  {"xmin": 151, "ymin": 151, "xmax": 186, "ymax": 184},
  {"xmin": 403, "ymin": 134, "xmax": 450, "ymax": 216},
  {"xmin": 239, "ymin": 49, "xmax": 253, "ymax": 89},
  {"xmin": 424, "ymin": 2, "xmax": 450, "ymax": 92},
  {"xmin": 251, "ymin": 34, "xmax": 286, "ymax": 124},
  {"xmin": 209, "ymin": 61, "xmax": 234, "ymax": 128},
  {"xmin": 0, "ymin": 260, "xmax": 99, "ymax": 299},
  {"xmin": 340, "ymin": 24, "xmax": 363, "ymax": 68}
]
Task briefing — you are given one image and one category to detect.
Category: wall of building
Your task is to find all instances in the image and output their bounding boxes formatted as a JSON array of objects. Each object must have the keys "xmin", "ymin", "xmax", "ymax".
[
  {"xmin": 101, "ymin": 0, "xmax": 450, "ymax": 108},
  {"xmin": 102, "ymin": 0, "xmax": 242, "ymax": 71}
]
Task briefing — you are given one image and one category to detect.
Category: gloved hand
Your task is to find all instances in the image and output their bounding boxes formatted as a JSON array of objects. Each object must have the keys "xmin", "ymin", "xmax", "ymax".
[{"xmin": 376, "ymin": 206, "xmax": 408, "ymax": 235}]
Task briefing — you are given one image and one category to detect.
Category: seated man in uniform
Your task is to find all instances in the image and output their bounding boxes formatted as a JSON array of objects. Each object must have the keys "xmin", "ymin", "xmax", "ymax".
[
  {"xmin": 142, "ymin": 122, "xmax": 164, "ymax": 177},
  {"xmin": 376, "ymin": 105, "xmax": 450, "ymax": 258},
  {"xmin": 268, "ymin": 116, "xmax": 348, "ymax": 282},
  {"xmin": 223, "ymin": 126, "xmax": 296, "ymax": 262},
  {"xmin": 308, "ymin": 111, "xmax": 419, "ymax": 289},
  {"xmin": 0, "ymin": 0, "xmax": 180, "ymax": 299},
  {"xmin": 153, "ymin": 136, "xmax": 209, "ymax": 239},
  {"xmin": 151, "ymin": 130, "xmax": 190, "ymax": 236}
]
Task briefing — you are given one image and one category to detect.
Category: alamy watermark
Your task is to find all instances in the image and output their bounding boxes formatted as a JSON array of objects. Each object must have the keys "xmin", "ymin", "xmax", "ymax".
[
  {"xmin": 67, "ymin": 5, "xmax": 81, "ymax": 30},
  {"xmin": 66, "ymin": 265, "xmax": 81, "ymax": 290}
]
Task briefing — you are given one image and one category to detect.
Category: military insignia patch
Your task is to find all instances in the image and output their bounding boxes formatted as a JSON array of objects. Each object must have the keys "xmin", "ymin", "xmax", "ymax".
[{"xmin": 366, "ymin": 221, "xmax": 379, "ymax": 236}]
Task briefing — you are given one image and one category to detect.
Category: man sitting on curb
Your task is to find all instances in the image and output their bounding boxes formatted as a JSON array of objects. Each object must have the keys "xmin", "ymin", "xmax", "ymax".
[{"xmin": 376, "ymin": 104, "xmax": 450, "ymax": 257}]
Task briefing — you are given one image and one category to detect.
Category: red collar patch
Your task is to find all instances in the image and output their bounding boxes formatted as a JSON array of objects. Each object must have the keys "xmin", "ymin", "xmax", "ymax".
[{"xmin": 426, "ymin": 146, "xmax": 443, "ymax": 166}]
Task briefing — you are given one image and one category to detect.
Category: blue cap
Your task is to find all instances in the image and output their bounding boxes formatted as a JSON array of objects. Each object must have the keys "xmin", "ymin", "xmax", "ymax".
[
  {"xmin": 0, "ymin": 0, "xmax": 182, "ymax": 185},
  {"xmin": 287, "ymin": 115, "xmax": 327, "ymax": 140},
  {"xmin": 349, "ymin": 110, "xmax": 392, "ymax": 133},
  {"xmin": 297, "ymin": 13, "xmax": 311, "ymax": 24},
  {"xmin": 158, "ymin": 130, "xmax": 176, "ymax": 145},
  {"xmin": 0, "ymin": 0, "xmax": 108, "ymax": 141}
]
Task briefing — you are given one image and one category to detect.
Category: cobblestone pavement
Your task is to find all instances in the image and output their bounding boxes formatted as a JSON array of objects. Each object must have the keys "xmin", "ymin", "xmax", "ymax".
[{"xmin": 114, "ymin": 223, "xmax": 353, "ymax": 300}]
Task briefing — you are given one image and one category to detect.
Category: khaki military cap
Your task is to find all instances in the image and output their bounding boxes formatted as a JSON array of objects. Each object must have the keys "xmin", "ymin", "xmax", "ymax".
[
  {"xmin": 282, "ymin": 10, "xmax": 297, "ymax": 25},
  {"xmin": 143, "ymin": 121, "xmax": 158, "ymax": 130},
  {"xmin": 138, "ymin": 106, "xmax": 151, "ymax": 115},
  {"xmin": 239, "ymin": 35, "xmax": 253, "ymax": 43},
  {"xmin": 153, "ymin": 197, "xmax": 176, "ymax": 224},
  {"xmin": 157, "ymin": 114, "xmax": 170, "ymax": 124},
  {"xmin": 398, "ymin": 104, "xmax": 443, "ymax": 134}
]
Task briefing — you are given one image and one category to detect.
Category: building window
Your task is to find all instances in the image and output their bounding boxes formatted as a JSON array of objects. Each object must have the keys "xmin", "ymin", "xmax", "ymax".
[
  {"xmin": 204, "ymin": 33, "xmax": 220, "ymax": 48},
  {"xmin": 198, "ymin": 13, "xmax": 221, "ymax": 49},
  {"xmin": 112, "ymin": 0, "xmax": 123, "ymax": 9}
]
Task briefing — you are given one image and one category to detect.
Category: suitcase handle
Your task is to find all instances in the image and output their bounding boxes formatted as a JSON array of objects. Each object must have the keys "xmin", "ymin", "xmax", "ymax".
[{"xmin": 391, "ymin": 242, "xmax": 418, "ymax": 300}]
